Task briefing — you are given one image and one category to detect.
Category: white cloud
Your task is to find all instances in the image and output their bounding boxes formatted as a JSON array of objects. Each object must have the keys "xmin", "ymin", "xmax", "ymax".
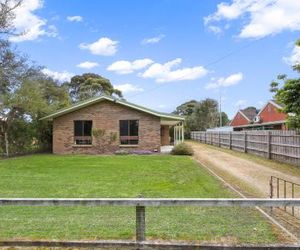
[
  {"xmin": 107, "ymin": 59, "xmax": 154, "ymax": 74},
  {"xmin": 9, "ymin": 0, "xmax": 58, "ymax": 42},
  {"xmin": 205, "ymin": 72, "xmax": 243, "ymax": 89},
  {"xmin": 67, "ymin": 15, "xmax": 83, "ymax": 22},
  {"xmin": 283, "ymin": 44, "xmax": 300, "ymax": 66},
  {"xmin": 235, "ymin": 99, "xmax": 248, "ymax": 108},
  {"xmin": 205, "ymin": 0, "xmax": 300, "ymax": 38},
  {"xmin": 76, "ymin": 61, "xmax": 99, "ymax": 69},
  {"xmin": 114, "ymin": 83, "xmax": 144, "ymax": 93},
  {"xmin": 42, "ymin": 68, "xmax": 73, "ymax": 82},
  {"xmin": 79, "ymin": 37, "xmax": 118, "ymax": 56},
  {"xmin": 142, "ymin": 34, "xmax": 165, "ymax": 44},
  {"xmin": 208, "ymin": 25, "xmax": 222, "ymax": 34},
  {"xmin": 141, "ymin": 58, "xmax": 208, "ymax": 83}
]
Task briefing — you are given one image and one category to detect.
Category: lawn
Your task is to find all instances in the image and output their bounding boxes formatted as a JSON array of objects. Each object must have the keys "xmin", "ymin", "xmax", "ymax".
[{"xmin": 0, "ymin": 154, "xmax": 279, "ymax": 243}]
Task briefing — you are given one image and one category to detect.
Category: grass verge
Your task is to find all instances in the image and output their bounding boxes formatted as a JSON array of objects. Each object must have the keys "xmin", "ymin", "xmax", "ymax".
[{"xmin": 0, "ymin": 154, "xmax": 278, "ymax": 244}]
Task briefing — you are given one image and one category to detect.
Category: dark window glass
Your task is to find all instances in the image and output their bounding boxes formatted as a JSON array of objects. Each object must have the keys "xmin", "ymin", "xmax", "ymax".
[
  {"xmin": 74, "ymin": 120, "xmax": 92, "ymax": 145},
  {"xmin": 74, "ymin": 121, "xmax": 83, "ymax": 136},
  {"xmin": 120, "ymin": 120, "xmax": 129, "ymax": 136},
  {"xmin": 83, "ymin": 121, "xmax": 92, "ymax": 136},
  {"xmin": 119, "ymin": 120, "xmax": 139, "ymax": 145},
  {"xmin": 129, "ymin": 120, "xmax": 139, "ymax": 136}
]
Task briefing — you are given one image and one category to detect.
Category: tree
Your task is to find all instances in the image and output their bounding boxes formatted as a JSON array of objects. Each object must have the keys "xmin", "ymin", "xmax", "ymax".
[
  {"xmin": 66, "ymin": 73, "xmax": 122, "ymax": 102},
  {"xmin": 174, "ymin": 98, "xmax": 224, "ymax": 138},
  {"xmin": 190, "ymin": 98, "xmax": 219, "ymax": 131},
  {"xmin": 219, "ymin": 112, "xmax": 230, "ymax": 126},
  {"xmin": 173, "ymin": 100, "xmax": 198, "ymax": 116},
  {"xmin": 0, "ymin": 0, "xmax": 35, "ymax": 156},
  {"xmin": 270, "ymin": 39, "xmax": 300, "ymax": 129},
  {"xmin": 0, "ymin": 0, "xmax": 22, "ymax": 35},
  {"xmin": 1, "ymin": 74, "xmax": 71, "ymax": 155},
  {"xmin": 0, "ymin": 0, "xmax": 71, "ymax": 156}
]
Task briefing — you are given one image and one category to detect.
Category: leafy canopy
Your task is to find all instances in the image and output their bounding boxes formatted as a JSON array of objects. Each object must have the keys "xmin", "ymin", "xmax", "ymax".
[
  {"xmin": 66, "ymin": 73, "xmax": 122, "ymax": 102},
  {"xmin": 270, "ymin": 39, "xmax": 300, "ymax": 129},
  {"xmin": 174, "ymin": 98, "xmax": 228, "ymax": 138}
]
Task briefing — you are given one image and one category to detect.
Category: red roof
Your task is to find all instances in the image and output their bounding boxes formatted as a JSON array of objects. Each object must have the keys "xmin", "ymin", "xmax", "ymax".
[{"xmin": 230, "ymin": 100, "xmax": 287, "ymax": 128}]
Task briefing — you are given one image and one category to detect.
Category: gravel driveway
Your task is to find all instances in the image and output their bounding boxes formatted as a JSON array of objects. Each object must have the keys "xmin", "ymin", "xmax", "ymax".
[{"xmin": 187, "ymin": 141, "xmax": 300, "ymax": 198}]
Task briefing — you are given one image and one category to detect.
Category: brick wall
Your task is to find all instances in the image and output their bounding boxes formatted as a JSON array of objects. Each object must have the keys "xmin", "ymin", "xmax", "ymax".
[
  {"xmin": 53, "ymin": 100, "xmax": 161, "ymax": 154},
  {"xmin": 230, "ymin": 112, "xmax": 249, "ymax": 126},
  {"xmin": 160, "ymin": 125, "xmax": 170, "ymax": 146},
  {"xmin": 259, "ymin": 103, "xmax": 287, "ymax": 123}
]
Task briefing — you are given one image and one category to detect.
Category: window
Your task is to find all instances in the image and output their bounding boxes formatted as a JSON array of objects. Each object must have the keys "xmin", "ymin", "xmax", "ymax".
[
  {"xmin": 119, "ymin": 120, "xmax": 139, "ymax": 145},
  {"xmin": 74, "ymin": 120, "xmax": 92, "ymax": 145}
]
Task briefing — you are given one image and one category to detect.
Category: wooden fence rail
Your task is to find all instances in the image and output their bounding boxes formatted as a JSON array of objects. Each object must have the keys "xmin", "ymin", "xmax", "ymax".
[
  {"xmin": 191, "ymin": 131, "xmax": 300, "ymax": 166},
  {"xmin": 0, "ymin": 198, "xmax": 300, "ymax": 243}
]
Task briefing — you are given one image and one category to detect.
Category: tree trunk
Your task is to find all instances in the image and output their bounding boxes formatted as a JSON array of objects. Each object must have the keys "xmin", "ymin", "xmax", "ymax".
[{"xmin": 4, "ymin": 131, "xmax": 9, "ymax": 157}]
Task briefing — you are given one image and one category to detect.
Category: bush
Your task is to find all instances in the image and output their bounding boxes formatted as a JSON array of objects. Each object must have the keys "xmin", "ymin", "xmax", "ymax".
[{"xmin": 171, "ymin": 143, "xmax": 194, "ymax": 156}]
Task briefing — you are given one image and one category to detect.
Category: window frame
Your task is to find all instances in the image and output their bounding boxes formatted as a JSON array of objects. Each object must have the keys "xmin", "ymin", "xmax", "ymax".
[
  {"xmin": 74, "ymin": 120, "xmax": 93, "ymax": 145},
  {"xmin": 119, "ymin": 120, "xmax": 139, "ymax": 145}
]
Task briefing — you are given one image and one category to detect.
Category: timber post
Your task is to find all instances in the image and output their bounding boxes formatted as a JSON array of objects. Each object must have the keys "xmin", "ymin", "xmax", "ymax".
[
  {"xmin": 244, "ymin": 132, "xmax": 247, "ymax": 153},
  {"xmin": 267, "ymin": 131, "xmax": 272, "ymax": 159},
  {"xmin": 136, "ymin": 205, "xmax": 146, "ymax": 242}
]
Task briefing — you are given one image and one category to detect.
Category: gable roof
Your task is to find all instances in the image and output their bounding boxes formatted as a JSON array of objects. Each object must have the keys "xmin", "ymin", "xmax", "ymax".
[
  {"xmin": 229, "ymin": 110, "xmax": 250, "ymax": 126},
  {"xmin": 229, "ymin": 107, "xmax": 258, "ymax": 126},
  {"xmin": 40, "ymin": 95, "xmax": 185, "ymax": 121},
  {"xmin": 240, "ymin": 107, "xmax": 258, "ymax": 121},
  {"xmin": 257, "ymin": 100, "xmax": 283, "ymax": 116}
]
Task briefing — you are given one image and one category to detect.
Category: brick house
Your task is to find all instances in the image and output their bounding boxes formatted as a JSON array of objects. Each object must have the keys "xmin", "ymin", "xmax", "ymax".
[
  {"xmin": 230, "ymin": 100, "xmax": 287, "ymax": 131},
  {"xmin": 41, "ymin": 95, "xmax": 185, "ymax": 154}
]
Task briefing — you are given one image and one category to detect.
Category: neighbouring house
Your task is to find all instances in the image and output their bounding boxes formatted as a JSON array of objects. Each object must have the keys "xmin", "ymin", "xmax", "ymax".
[
  {"xmin": 229, "ymin": 100, "xmax": 288, "ymax": 131},
  {"xmin": 41, "ymin": 95, "xmax": 185, "ymax": 154}
]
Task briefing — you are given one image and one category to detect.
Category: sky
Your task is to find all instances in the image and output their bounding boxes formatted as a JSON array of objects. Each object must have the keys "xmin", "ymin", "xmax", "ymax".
[{"xmin": 10, "ymin": 0, "xmax": 300, "ymax": 118}]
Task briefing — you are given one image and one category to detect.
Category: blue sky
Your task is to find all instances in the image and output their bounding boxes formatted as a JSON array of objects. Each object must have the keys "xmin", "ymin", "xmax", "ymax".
[{"xmin": 11, "ymin": 0, "xmax": 300, "ymax": 118}]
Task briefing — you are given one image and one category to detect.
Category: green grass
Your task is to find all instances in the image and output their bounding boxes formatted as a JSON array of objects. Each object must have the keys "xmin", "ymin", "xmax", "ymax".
[{"xmin": 0, "ymin": 155, "xmax": 278, "ymax": 243}]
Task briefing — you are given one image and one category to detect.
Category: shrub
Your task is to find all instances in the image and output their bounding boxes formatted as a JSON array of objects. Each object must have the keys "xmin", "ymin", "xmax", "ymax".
[{"xmin": 171, "ymin": 143, "xmax": 194, "ymax": 156}]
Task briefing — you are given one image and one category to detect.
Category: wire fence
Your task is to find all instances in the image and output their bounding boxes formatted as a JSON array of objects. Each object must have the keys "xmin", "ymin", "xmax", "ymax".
[
  {"xmin": 0, "ymin": 198, "xmax": 299, "ymax": 248},
  {"xmin": 270, "ymin": 176, "xmax": 300, "ymax": 220}
]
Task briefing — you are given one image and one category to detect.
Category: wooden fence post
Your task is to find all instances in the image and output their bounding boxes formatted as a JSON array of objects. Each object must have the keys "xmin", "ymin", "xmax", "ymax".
[
  {"xmin": 270, "ymin": 176, "xmax": 273, "ymax": 199},
  {"xmin": 218, "ymin": 132, "xmax": 221, "ymax": 147},
  {"xmin": 270, "ymin": 176, "xmax": 273, "ymax": 212},
  {"xmin": 136, "ymin": 206, "xmax": 145, "ymax": 242},
  {"xmin": 204, "ymin": 132, "xmax": 206, "ymax": 144},
  {"xmin": 292, "ymin": 183, "xmax": 295, "ymax": 216},
  {"xmin": 244, "ymin": 132, "xmax": 247, "ymax": 153},
  {"xmin": 267, "ymin": 131, "xmax": 272, "ymax": 159},
  {"xmin": 229, "ymin": 132, "xmax": 232, "ymax": 150}
]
